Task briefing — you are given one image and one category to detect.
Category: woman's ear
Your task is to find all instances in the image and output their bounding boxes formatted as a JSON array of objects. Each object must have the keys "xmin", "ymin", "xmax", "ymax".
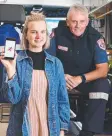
[
  {"xmin": 44, "ymin": 35, "xmax": 50, "ymax": 49},
  {"xmin": 26, "ymin": 35, "xmax": 28, "ymax": 40},
  {"xmin": 25, "ymin": 31, "xmax": 28, "ymax": 40}
]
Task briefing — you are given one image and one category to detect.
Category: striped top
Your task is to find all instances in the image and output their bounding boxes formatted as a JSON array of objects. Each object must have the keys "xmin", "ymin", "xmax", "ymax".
[{"xmin": 28, "ymin": 70, "xmax": 49, "ymax": 136}]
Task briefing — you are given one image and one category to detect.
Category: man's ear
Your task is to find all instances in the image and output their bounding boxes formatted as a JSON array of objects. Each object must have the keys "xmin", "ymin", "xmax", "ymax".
[
  {"xmin": 66, "ymin": 19, "xmax": 69, "ymax": 26},
  {"xmin": 87, "ymin": 18, "xmax": 89, "ymax": 26}
]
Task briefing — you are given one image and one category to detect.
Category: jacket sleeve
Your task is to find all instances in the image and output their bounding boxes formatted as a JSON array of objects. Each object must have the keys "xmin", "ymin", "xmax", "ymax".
[
  {"xmin": 94, "ymin": 39, "xmax": 108, "ymax": 64},
  {"xmin": 0, "ymin": 69, "xmax": 22, "ymax": 104},
  {"xmin": 57, "ymin": 59, "xmax": 70, "ymax": 131}
]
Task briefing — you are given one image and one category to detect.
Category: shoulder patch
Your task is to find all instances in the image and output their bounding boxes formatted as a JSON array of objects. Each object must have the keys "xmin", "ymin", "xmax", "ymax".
[{"xmin": 97, "ymin": 39, "xmax": 106, "ymax": 50}]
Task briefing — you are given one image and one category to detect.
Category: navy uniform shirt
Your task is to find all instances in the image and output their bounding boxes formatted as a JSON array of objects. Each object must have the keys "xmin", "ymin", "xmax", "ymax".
[{"xmin": 47, "ymin": 28, "xmax": 108, "ymax": 75}]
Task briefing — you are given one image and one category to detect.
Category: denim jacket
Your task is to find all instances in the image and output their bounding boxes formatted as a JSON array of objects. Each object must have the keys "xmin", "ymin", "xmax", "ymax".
[{"xmin": 1, "ymin": 51, "xmax": 70, "ymax": 136}]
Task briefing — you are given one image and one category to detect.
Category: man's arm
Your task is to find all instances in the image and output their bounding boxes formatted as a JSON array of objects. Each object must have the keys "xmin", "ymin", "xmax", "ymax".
[
  {"xmin": 65, "ymin": 63, "xmax": 108, "ymax": 90},
  {"xmin": 66, "ymin": 38, "xmax": 109, "ymax": 90},
  {"xmin": 86, "ymin": 38, "xmax": 109, "ymax": 81},
  {"xmin": 84, "ymin": 63, "xmax": 108, "ymax": 82}
]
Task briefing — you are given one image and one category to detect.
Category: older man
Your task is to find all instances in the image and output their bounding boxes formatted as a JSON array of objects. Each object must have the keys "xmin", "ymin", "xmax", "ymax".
[{"xmin": 47, "ymin": 4, "xmax": 110, "ymax": 136}]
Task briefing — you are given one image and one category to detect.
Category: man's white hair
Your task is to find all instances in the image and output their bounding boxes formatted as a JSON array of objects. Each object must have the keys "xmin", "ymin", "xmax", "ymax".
[{"xmin": 67, "ymin": 4, "xmax": 89, "ymax": 19}]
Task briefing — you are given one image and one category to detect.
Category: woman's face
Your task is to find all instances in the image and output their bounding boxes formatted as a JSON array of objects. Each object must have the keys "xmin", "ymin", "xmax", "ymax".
[{"xmin": 26, "ymin": 21, "xmax": 47, "ymax": 52}]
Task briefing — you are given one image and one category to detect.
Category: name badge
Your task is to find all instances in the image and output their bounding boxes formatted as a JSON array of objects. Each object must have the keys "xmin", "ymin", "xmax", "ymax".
[{"xmin": 58, "ymin": 45, "xmax": 68, "ymax": 51}]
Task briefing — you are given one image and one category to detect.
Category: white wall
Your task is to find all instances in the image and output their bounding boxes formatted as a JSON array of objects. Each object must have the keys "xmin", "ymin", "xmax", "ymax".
[
  {"xmin": 0, "ymin": 0, "xmax": 109, "ymax": 7},
  {"xmin": 0, "ymin": 0, "xmax": 82, "ymax": 7},
  {"xmin": 83, "ymin": 0, "xmax": 109, "ymax": 6}
]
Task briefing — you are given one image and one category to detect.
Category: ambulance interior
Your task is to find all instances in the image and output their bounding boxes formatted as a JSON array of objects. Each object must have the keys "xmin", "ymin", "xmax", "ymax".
[{"xmin": 0, "ymin": 0, "xmax": 112, "ymax": 135}]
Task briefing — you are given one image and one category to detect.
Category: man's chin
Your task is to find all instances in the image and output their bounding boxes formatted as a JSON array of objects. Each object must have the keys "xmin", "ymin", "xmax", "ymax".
[{"xmin": 73, "ymin": 32, "xmax": 83, "ymax": 37}]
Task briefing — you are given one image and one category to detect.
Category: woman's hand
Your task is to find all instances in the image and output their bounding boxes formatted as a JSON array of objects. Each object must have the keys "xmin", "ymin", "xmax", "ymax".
[
  {"xmin": 0, "ymin": 50, "xmax": 17, "ymax": 80},
  {"xmin": 60, "ymin": 130, "xmax": 64, "ymax": 136}
]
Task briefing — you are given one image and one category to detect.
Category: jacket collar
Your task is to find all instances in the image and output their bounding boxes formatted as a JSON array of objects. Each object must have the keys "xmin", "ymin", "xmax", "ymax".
[{"xmin": 17, "ymin": 50, "xmax": 54, "ymax": 63}]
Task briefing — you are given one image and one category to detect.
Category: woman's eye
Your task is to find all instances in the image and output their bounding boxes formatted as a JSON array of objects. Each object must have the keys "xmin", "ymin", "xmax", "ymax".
[
  {"xmin": 31, "ymin": 31, "xmax": 36, "ymax": 34},
  {"xmin": 41, "ymin": 30, "xmax": 46, "ymax": 34}
]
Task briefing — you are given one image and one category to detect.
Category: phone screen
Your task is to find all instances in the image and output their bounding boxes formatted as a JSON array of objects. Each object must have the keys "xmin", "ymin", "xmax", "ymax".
[{"xmin": 4, "ymin": 38, "xmax": 16, "ymax": 59}]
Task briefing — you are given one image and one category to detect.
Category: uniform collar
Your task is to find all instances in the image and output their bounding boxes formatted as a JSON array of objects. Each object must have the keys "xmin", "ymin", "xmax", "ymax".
[{"xmin": 65, "ymin": 26, "xmax": 88, "ymax": 39}]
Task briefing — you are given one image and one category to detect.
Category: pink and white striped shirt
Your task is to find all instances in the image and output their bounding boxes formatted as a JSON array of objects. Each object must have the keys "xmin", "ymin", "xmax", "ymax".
[{"xmin": 28, "ymin": 70, "xmax": 49, "ymax": 136}]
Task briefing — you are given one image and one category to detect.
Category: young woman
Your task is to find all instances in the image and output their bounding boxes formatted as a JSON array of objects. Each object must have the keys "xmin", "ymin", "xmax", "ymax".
[{"xmin": 0, "ymin": 12, "xmax": 70, "ymax": 136}]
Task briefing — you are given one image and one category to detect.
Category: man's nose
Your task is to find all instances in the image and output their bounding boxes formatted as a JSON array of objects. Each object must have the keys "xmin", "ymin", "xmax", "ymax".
[{"xmin": 76, "ymin": 22, "xmax": 80, "ymax": 27}]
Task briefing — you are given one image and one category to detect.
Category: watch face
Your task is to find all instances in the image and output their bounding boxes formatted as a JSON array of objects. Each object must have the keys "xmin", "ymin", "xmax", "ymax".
[{"xmin": 80, "ymin": 74, "xmax": 86, "ymax": 83}]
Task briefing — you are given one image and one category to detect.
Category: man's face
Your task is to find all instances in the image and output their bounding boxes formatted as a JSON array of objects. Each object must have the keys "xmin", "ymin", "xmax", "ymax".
[{"xmin": 67, "ymin": 10, "xmax": 89, "ymax": 37}]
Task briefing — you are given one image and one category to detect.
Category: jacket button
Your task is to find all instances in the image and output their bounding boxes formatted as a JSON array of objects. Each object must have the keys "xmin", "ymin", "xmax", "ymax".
[
  {"xmin": 53, "ymin": 121, "xmax": 56, "ymax": 127},
  {"xmin": 52, "ymin": 105, "xmax": 55, "ymax": 108},
  {"xmin": 77, "ymin": 51, "xmax": 79, "ymax": 54}
]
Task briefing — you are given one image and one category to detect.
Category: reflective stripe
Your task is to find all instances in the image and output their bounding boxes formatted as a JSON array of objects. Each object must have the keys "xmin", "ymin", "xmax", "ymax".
[{"xmin": 89, "ymin": 92, "xmax": 109, "ymax": 101}]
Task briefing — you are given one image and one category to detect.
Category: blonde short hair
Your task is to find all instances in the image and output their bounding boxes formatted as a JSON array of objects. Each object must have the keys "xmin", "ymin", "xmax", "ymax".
[
  {"xmin": 67, "ymin": 4, "xmax": 89, "ymax": 19},
  {"xmin": 22, "ymin": 11, "xmax": 50, "ymax": 49}
]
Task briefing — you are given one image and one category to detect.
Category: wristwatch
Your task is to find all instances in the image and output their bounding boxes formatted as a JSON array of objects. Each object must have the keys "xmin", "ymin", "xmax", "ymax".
[{"xmin": 80, "ymin": 74, "xmax": 86, "ymax": 83}]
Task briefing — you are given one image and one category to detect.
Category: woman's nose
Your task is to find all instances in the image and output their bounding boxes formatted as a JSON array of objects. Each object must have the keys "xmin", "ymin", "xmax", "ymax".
[{"xmin": 35, "ymin": 33, "xmax": 40, "ymax": 39}]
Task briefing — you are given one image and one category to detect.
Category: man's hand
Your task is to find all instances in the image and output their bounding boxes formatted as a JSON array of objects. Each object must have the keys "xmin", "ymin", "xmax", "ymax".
[{"xmin": 65, "ymin": 74, "xmax": 82, "ymax": 90}]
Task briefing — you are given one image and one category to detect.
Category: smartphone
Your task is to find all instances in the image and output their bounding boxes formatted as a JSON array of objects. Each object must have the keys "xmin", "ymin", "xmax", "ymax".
[{"xmin": 4, "ymin": 38, "xmax": 16, "ymax": 59}]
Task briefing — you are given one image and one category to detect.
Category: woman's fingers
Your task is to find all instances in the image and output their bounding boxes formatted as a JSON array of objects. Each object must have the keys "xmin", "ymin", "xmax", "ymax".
[
  {"xmin": 14, "ymin": 52, "xmax": 18, "ymax": 60},
  {"xmin": 2, "ymin": 47, "xmax": 5, "ymax": 52},
  {"xmin": 0, "ymin": 48, "xmax": 5, "ymax": 58},
  {"xmin": 0, "ymin": 52, "xmax": 5, "ymax": 57},
  {"xmin": 0, "ymin": 51, "xmax": 5, "ymax": 61}
]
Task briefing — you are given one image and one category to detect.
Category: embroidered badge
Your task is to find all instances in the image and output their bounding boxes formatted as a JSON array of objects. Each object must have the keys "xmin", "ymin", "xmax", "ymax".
[
  {"xmin": 58, "ymin": 45, "xmax": 68, "ymax": 51},
  {"xmin": 97, "ymin": 39, "xmax": 106, "ymax": 50}
]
